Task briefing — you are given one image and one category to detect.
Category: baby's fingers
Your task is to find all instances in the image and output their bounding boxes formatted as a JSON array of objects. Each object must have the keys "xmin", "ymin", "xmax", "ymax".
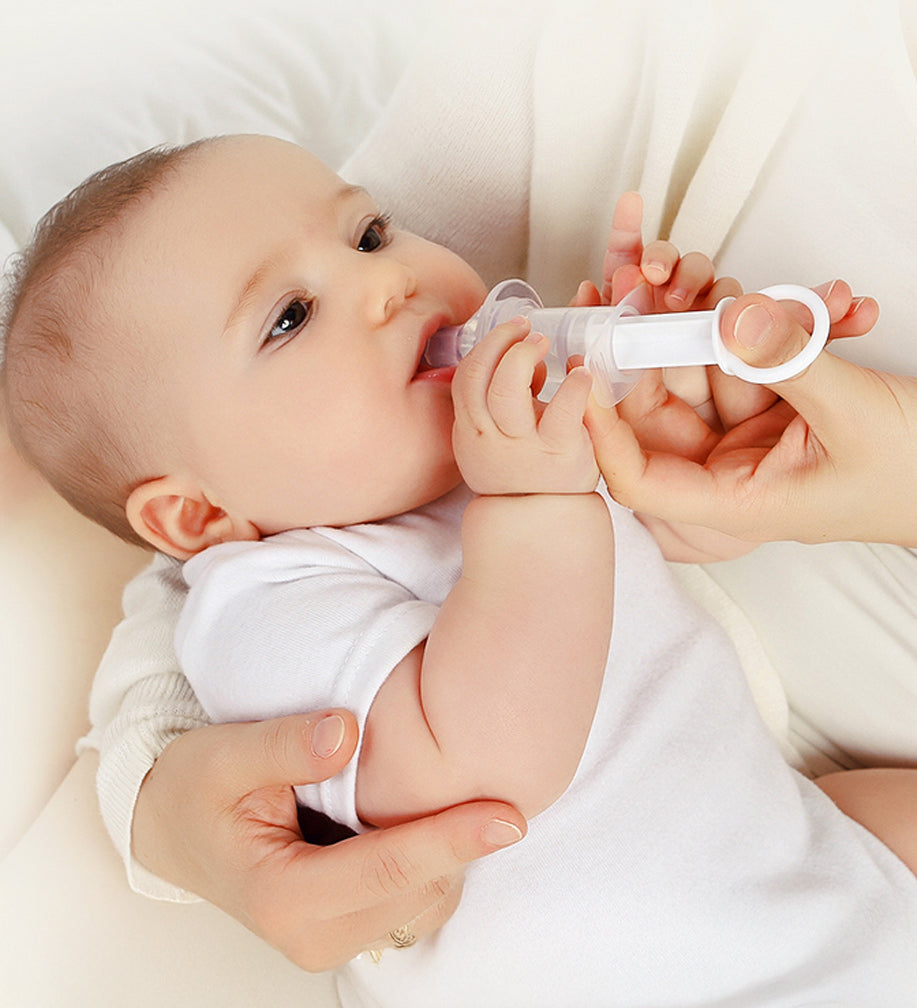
[
  {"xmin": 537, "ymin": 366, "xmax": 594, "ymax": 451},
  {"xmin": 453, "ymin": 317, "xmax": 531, "ymax": 431},
  {"xmin": 486, "ymin": 331, "xmax": 548, "ymax": 437}
]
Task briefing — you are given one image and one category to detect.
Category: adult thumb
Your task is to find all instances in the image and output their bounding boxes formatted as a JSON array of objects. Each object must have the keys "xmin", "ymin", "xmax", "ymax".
[
  {"xmin": 221, "ymin": 710, "xmax": 360, "ymax": 792},
  {"xmin": 719, "ymin": 293, "xmax": 874, "ymax": 446}
]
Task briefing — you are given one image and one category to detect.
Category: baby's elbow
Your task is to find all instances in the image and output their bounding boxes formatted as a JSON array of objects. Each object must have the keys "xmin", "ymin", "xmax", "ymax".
[{"xmin": 488, "ymin": 756, "xmax": 580, "ymax": 820}]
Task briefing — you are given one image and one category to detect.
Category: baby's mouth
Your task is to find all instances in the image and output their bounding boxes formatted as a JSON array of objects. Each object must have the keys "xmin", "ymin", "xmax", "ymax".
[
  {"xmin": 412, "ymin": 317, "xmax": 459, "ymax": 381},
  {"xmin": 420, "ymin": 323, "xmax": 464, "ymax": 372}
]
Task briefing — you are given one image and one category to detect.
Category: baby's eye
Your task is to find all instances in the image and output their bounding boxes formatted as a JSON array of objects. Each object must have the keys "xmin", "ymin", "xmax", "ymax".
[
  {"xmin": 264, "ymin": 297, "xmax": 312, "ymax": 347},
  {"xmin": 357, "ymin": 214, "xmax": 392, "ymax": 253}
]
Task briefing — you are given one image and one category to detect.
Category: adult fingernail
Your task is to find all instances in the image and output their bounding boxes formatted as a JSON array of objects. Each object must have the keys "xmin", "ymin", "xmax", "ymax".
[
  {"xmin": 643, "ymin": 260, "xmax": 667, "ymax": 279},
  {"xmin": 312, "ymin": 714, "xmax": 346, "ymax": 758},
  {"xmin": 734, "ymin": 304, "xmax": 772, "ymax": 349},
  {"xmin": 481, "ymin": 818, "xmax": 524, "ymax": 848}
]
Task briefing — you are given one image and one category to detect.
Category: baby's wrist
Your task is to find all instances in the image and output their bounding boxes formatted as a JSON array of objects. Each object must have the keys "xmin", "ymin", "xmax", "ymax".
[
  {"xmin": 470, "ymin": 490, "xmax": 604, "ymax": 515},
  {"xmin": 461, "ymin": 462, "xmax": 600, "ymax": 499},
  {"xmin": 474, "ymin": 488, "xmax": 598, "ymax": 499}
]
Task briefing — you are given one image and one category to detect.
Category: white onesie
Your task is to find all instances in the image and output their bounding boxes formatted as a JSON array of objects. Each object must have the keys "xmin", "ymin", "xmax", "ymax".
[{"xmin": 176, "ymin": 484, "xmax": 917, "ymax": 1007}]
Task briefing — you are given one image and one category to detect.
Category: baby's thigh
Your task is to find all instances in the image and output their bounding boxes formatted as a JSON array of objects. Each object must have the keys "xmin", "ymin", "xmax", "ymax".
[{"xmin": 703, "ymin": 541, "xmax": 917, "ymax": 770}]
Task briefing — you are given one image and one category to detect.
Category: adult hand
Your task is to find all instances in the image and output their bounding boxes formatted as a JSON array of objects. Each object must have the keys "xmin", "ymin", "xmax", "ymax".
[
  {"xmin": 132, "ymin": 710, "xmax": 526, "ymax": 971},
  {"xmin": 588, "ymin": 284, "xmax": 917, "ymax": 547},
  {"xmin": 573, "ymin": 190, "xmax": 745, "ymax": 427}
]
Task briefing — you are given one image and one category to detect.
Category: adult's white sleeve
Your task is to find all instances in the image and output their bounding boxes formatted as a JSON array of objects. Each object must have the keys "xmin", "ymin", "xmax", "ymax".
[{"xmin": 79, "ymin": 553, "xmax": 205, "ymax": 902}]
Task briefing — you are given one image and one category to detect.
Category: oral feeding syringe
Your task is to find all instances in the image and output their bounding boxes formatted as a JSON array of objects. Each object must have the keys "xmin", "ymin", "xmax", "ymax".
[{"xmin": 423, "ymin": 279, "xmax": 830, "ymax": 404}]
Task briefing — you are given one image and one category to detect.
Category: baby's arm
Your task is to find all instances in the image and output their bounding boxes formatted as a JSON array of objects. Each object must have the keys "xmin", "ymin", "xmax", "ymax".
[
  {"xmin": 357, "ymin": 319, "xmax": 615, "ymax": 827},
  {"xmin": 817, "ymin": 769, "xmax": 917, "ymax": 876}
]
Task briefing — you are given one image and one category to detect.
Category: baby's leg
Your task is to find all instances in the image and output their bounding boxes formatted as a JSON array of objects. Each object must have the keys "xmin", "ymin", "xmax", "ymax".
[{"xmin": 817, "ymin": 768, "xmax": 917, "ymax": 874}]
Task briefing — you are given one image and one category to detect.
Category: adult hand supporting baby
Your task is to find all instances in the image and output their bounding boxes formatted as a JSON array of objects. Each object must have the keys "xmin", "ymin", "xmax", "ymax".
[
  {"xmin": 132, "ymin": 710, "xmax": 526, "ymax": 971},
  {"xmin": 589, "ymin": 287, "xmax": 917, "ymax": 547}
]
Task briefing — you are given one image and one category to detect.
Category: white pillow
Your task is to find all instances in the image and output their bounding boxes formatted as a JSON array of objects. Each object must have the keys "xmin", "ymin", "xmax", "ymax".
[{"xmin": 0, "ymin": 0, "xmax": 435, "ymax": 250}]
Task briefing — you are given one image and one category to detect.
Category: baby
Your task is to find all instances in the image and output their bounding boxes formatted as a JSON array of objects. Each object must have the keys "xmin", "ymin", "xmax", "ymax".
[{"xmin": 3, "ymin": 134, "xmax": 916, "ymax": 1007}]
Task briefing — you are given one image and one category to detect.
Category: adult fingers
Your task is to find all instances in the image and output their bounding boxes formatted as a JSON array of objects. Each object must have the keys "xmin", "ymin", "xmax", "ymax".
[
  {"xmin": 717, "ymin": 293, "xmax": 887, "ymax": 456},
  {"xmin": 361, "ymin": 873, "xmax": 467, "ymax": 958},
  {"xmin": 811, "ymin": 279, "xmax": 879, "ymax": 340},
  {"xmin": 568, "ymin": 280, "xmax": 601, "ymax": 308},
  {"xmin": 132, "ymin": 713, "xmax": 358, "ymax": 917},
  {"xmin": 267, "ymin": 801, "xmax": 527, "ymax": 969},
  {"xmin": 720, "ymin": 293, "xmax": 814, "ymax": 371},
  {"xmin": 283, "ymin": 871, "xmax": 467, "ymax": 970},
  {"xmin": 601, "ymin": 192, "xmax": 644, "ymax": 302},
  {"xmin": 195, "ymin": 711, "xmax": 360, "ymax": 798},
  {"xmin": 301, "ymin": 801, "xmax": 526, "ymax": 918}
]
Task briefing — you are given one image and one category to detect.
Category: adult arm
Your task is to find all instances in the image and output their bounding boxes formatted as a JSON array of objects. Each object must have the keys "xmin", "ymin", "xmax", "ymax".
[{"xmin": 89, "ymin": 555, "xmax": 525, "ymax": 969}]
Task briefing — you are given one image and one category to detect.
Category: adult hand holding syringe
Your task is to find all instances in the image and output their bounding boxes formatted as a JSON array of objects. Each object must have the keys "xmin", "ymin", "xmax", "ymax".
[{"xmin": 424, "ymin": 278, "xmax": 829, "ymax": 405}]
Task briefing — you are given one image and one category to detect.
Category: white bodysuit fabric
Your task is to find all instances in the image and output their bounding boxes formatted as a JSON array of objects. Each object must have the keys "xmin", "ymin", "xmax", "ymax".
[{"xmin": 176, "ymin": 485, "xmax": 917, "ymax": 1007}]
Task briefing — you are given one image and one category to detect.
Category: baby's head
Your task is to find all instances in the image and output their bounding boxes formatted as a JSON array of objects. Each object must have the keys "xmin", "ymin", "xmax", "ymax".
[{"xmin": 1, "ymin": 135, "xmax": 486, "ymax": 557}]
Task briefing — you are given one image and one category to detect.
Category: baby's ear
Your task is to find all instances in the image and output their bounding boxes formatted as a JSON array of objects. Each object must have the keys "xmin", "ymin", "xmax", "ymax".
[{"xmin": 125, "ymin": 477, "xmax": 259, "ymax": 560}]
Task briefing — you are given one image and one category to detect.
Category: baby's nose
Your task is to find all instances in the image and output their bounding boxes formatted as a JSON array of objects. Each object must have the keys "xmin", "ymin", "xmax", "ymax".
[{"xmin": 366, "ymin": 262, "xmax": 417, "ymax": 327}]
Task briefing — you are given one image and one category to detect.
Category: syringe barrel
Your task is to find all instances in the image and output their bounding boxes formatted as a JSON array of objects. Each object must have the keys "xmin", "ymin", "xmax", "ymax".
[
  {"xmin": 523, "ymin": 306, "xmax": 638, "ymax": 400},
  {"xmin": 422, "ymin": 283, "xmax": 643, "ymax": 403},
  {"xmin": 422, "ymin": 278, "xmax": 829, "ymax": 403}
]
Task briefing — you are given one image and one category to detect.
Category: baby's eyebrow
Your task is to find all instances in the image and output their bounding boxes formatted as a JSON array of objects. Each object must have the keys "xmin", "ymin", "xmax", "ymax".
[
  {"xmin": 225, "ymin": 257, "xmax": 277, "ymax": 337},
  {"xmin": 337, "ymin": 182, "xmax": 371, "ymax": 204},
  {"xmin": 223, "ymin": 182, "xmax": 373, "ymax": 337}
]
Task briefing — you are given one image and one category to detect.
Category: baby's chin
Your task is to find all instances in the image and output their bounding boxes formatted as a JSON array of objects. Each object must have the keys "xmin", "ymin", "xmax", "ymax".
[{"xmin": 376, "ymin": 475, "xmax": 466, "ymax": 524}]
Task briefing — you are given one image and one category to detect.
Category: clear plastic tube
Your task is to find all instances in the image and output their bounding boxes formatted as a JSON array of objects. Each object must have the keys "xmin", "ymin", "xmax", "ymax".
[{"xmin": 424, "ymin": 279, "xmax": 829, "ymax": 404}]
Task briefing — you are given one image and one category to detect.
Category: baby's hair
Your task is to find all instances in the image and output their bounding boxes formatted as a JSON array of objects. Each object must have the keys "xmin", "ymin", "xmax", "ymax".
[{"xmin": 0, "ymin": 139, "xmax": 211, "ymax": 548}]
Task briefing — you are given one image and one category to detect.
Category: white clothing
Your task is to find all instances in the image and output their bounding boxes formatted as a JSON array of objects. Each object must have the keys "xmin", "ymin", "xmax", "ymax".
[
  {"xmin": 84, "ymin": 0, "xmax": 917, "ymax": 915},
  {"xmin": 175, "ymin": 485, "xmax": 917, "ymax": 1008}
]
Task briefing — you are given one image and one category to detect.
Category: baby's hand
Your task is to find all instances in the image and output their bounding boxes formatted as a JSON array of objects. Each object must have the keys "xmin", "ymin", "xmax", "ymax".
[{"xmin": 452, "ymin": 317, "xmax": 599, "ymax": 496}]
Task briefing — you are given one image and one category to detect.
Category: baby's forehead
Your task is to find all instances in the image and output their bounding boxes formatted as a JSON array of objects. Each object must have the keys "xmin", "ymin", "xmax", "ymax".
[
  {"xmin": 76, "ymin": 137, "xmax": 348, "ymax": 368},
  {"xmin": 115, "ymin": 137, "xmax": 333, "ymax": 244},
  {"xmin": 151, "ymin": 134, "xmax": 337, "ymax": 201}
]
